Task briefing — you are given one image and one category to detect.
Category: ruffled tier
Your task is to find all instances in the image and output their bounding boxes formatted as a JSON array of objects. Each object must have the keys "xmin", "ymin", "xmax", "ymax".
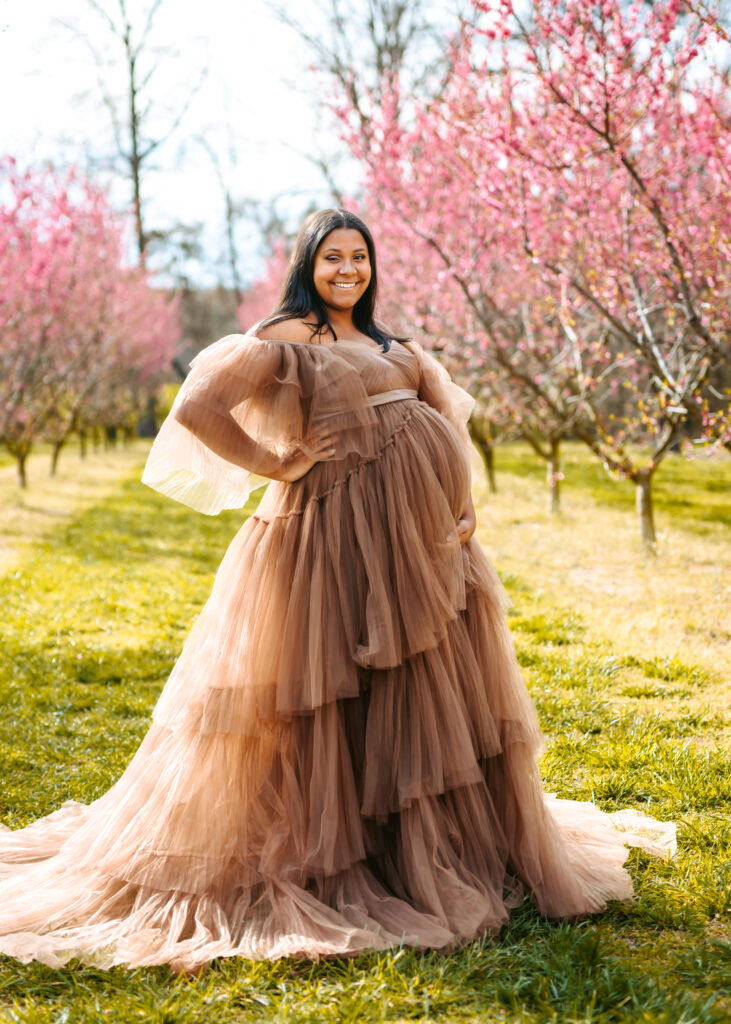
[{"xmin": 0, "ymin": 712, "xmax": 672, "ymax": 973}]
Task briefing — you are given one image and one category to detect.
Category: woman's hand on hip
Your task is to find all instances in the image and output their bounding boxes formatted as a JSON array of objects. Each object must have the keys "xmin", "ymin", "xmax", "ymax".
[{"xmin": 273, "ymin": 426, "xmax": 336, "ymax": 482}]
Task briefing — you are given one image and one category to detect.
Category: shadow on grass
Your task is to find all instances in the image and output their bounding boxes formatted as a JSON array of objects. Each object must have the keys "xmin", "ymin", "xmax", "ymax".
[{"xmin": 59, "ymin": 478, "xmax": 254, "ymax": 569}]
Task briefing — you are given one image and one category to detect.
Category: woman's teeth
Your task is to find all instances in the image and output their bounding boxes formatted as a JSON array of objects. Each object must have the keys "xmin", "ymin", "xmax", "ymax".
[{"xmin": 334, "ymin": 282, "xmax": 358, "ymax": 289}]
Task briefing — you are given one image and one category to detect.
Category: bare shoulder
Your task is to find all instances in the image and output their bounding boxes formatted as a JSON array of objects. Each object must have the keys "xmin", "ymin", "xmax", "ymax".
[{"xmin": 254, "ymin": 318, "xmax": 319, "ymax": 344}]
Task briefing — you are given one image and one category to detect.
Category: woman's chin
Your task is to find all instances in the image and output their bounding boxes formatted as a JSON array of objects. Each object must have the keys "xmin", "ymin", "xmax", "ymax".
[{"xmin": 322, "ymin": 295, "xmax": 361, "ymax": 313}]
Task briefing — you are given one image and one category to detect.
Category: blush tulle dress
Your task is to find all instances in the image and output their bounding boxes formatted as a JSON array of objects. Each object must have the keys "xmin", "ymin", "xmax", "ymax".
[{"xmin": 0, "ymin": 333, "xmax": 675, "ymax": 972}]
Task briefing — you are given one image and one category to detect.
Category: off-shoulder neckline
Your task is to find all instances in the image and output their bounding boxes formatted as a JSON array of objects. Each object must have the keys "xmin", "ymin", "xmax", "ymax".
[{"xmin": 245, "ymin": 333, "xmax": 400, "ymax": 352}]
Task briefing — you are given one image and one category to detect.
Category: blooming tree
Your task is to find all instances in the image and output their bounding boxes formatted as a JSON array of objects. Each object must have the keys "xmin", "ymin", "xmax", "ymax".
[
  {"xmin": 337, "ymin": 0, "xmax": 731, "ymax": 544},
  {"xmin": 0, "ymin": 160, "xmax": 178, "ymax": 485}
]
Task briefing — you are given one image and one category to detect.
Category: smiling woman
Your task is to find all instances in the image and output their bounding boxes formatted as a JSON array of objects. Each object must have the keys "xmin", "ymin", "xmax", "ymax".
[
  {"xmin": 254, "ymin": 209, "xmax": 400, "ymax": 351},
  {"xmin": 0, "ymin": 208, "xmax": 675, "ymax": 974}
]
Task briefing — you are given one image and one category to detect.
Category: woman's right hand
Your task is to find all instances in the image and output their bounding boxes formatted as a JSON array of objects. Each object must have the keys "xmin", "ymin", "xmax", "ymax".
[{"xmin": 274, "ymin": 425, "xmax": 337, "ymax": 482}]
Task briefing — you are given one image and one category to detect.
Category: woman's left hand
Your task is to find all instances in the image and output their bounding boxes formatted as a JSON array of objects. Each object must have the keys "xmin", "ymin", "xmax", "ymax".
[{"xmin": 454, "ymin": 494, "xmax": 476, "ymax": 546}]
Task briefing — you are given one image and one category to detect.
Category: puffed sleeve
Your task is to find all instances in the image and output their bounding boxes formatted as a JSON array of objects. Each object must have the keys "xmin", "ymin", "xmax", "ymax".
[
  {"xmin": 141, "ymin": 334, "xmax": 282, "ymax": 514},
  {"xmin": 405, "ymin": 340, "xmax": 475, "ymax": 451},
  {"xmin": 142, "ymin": 334, "xmax": 378, "ymax": 515}
]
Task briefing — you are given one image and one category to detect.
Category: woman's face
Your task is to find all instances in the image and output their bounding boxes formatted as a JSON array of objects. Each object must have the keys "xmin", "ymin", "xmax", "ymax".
[{"xmin": 312, "ymin": 228, "xmax": 371, "ymax": 313}]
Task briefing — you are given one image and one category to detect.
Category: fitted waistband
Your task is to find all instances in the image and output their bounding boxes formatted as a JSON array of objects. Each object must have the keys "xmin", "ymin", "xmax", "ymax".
[{"xmin": 367, "ymin": 388, "xmax": 418, "ymax": 407}]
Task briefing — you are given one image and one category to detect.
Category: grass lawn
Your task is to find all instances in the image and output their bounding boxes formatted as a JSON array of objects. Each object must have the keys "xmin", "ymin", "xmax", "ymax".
[
  {"xmin": 494, "ymin": 442, "xmax": 731, "ymax": 537},
  {"xmin": 0, "ymin": 443, "xmax": 728, "ymax": 1023}
]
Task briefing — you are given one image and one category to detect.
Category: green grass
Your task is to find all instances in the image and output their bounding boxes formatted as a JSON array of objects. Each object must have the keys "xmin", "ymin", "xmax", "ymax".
[
  {"xmin": 494, "ymin": 442, "xmax": 731, "ymax": 535},
  {"xmin": 0, "ymin": 479, "xmax": 253, "ymax": 825},
  {"xmin": 0, "ymin": 459, "xmax": 729, "ymax": 1022}
]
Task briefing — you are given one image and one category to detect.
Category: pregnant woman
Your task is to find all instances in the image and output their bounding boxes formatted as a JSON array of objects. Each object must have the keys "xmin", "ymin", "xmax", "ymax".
[{"xmin": 0, "ymin": 208, "xmax": 674, "ymax": 973}]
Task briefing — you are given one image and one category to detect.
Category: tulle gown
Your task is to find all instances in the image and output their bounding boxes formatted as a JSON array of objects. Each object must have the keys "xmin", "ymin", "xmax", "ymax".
[{"xmin": 0, "ymin": 333, "xmax": 675, "ymax": 972}]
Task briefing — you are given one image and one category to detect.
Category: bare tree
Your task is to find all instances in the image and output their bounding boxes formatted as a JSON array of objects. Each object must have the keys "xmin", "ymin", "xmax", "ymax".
[
  {"xmin": 64, "ymin": 0, "xmax": 207, "ymax": 264},
  {"xmin": 198, "ymin": 130, "xmax": 245, "ymax": 307}
]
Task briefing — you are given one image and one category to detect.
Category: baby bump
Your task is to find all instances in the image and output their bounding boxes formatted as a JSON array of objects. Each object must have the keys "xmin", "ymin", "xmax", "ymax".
[
  {"xmin": 257, "ymin": 399, "xmax": 470, "ymax": 525},
  {"xmin": 410, "ymin": 403, "xmax": 471, "ymax": 520}
]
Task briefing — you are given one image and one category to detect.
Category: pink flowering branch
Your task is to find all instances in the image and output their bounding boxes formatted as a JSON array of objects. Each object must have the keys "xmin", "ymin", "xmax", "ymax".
[{"xmin": 0, "ymin": 160, "xmax": 179, "ymax": 484}]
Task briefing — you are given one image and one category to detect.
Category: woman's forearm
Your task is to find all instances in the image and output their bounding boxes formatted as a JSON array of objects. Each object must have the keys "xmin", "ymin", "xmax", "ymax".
[{"xmin": 174, "ymin": 400, "xmax": 286, "ymax": 480}]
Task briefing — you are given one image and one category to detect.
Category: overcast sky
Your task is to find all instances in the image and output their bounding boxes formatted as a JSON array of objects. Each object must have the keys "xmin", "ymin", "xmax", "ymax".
[{"xmin": 0, "ymin": 0, "xmax": 344, "ymax": 284}]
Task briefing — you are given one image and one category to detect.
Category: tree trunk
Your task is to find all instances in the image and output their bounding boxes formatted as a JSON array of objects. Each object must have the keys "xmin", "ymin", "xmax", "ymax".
[
  {"xmin": 522, "ymin": 431, "xmax": 563, "ymax": 512},
  {"xmin": 474, "ymin": 437, "xmax": 497, "ymax": 493},
  {"xmin": 547, "ymin": 437, "xmax": 561, "ymax": 514},
  {"xmin": 127, "ymin": 32, "xmax": 146, "ymax": 265},
  {"xmin": 225, "ymin": 189, "xmax": 243, "ymax": 305},
  {"xmin": 79, "ymin": 429, "xmax": 88, "ymax": 459},
  {"xmin": 468, "ymin": 416, "xmax": 497, "ymax": 493},
  {"xmin": 483, "ymin": 441, "xmax": 497, "ymax": 494},
  {"xmin": 16, "ymin": 451, "xmax": 28, "ymax": 489},
  {"xmin": 50, "ymin": 440, "xmax": 65, "ymax": 476},
  {"xmin": 635, "ymin": 471, "xmax": 657, "ymax": 550}
]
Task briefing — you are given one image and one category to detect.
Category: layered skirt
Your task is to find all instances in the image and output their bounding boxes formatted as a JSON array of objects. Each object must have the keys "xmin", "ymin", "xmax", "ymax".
[{"xmin": 0, "ymin": 395, "xmax": 674, "ymax": 972}]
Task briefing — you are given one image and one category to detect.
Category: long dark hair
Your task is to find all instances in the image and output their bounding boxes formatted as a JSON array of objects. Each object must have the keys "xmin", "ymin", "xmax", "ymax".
[{"xmin": 257, "ymin": 209, "xmax": 406, "ymax": 352}]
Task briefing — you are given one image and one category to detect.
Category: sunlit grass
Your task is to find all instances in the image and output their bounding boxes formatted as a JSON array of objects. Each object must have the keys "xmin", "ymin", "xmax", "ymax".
[
  {"xmin": 0, "ymin": 444, "xmax": 729, "ymax": 1022},
  {"xmin": 494, "ymin": 441, "xmax": 731, "ymax": 536},
  {"xmin": 476, "ymin": 445, "xmax": 730, "ymax": 689},
  {"xmin": 0, "ymin": 440, "xmax": 154, "ymax": 574}
]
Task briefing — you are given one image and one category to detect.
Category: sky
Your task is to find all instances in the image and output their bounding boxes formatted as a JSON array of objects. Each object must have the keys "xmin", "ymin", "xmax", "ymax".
[{"xmin": 0, "ymin": 0, "xmax": 344, "ymax": 285}]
